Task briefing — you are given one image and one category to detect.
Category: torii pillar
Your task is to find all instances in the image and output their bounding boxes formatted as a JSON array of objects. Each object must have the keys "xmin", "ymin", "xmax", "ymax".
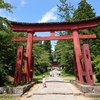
[
  {"xmin": 24, "ymin": 30, "xmax": 34, "ymax": 82},
  {"xmin": 72, "ymin": 28, "xmax": 83, "ymax": 82}
]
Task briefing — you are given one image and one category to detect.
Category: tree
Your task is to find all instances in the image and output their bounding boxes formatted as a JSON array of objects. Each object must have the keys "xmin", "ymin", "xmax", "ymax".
[
  {"xmin": 33, "ymin": 42, "xmax": 51, "ymax": 75},
  {"xmin": 43, "ymin": 40, "xmax": 53, "ymax": 62},
  {"xmin": 73, "ymin": 0, "xmax": 95, "ymax": 21},
  {"xmin": 72, "ymin": 0, "xmax": 96, "ymax": 50},
  {"xmin": 55, "ymin": 33, "xmax": 74, "ymax": 74},
  {"xmin": 56, "ymin": 0, "xmax": 100, "ymax": 77},
  {"xmin": 72, "ymin": 0, "xmax": 100, "ymax": 82},
  {"xmin": 92, "ymin": 56, "xmax": 100, "ymax": 82},
  {"xmin": 72, "ymin": 0, "xmax": 99, "ymax": 60},
  {"xmin": 43, "ymin": 41, "xmax": 51, "ymax": 53},
  {"xmin": 0, "ymin": 30, "xmax": 25, "ymax": 86},
  {"xmin": 0, "ymin": 0, "xmax": 14, "ymax": 31},
  {"xmin": 55, "ymin": 0, "xmax": 74, "ymax": 74},
  {"xmin": 57, "ymin": 0, "xmax": 74, "ymax": 21},
  {"xmin": 0, "ymin": 0, "xmax": 13, "ymax": 12},
  {"xmin": 0, "ymin": 0, "xmax": 15, "ymax": 86}
]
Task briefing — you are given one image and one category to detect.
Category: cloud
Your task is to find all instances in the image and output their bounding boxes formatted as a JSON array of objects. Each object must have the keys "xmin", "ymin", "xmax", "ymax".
[
  {"xmin": 38, "ymin": 6, "xmax": 57, "ymax": 23},
  {"xmin": 7, "ymin": 16, "xmax": 17, "ymax": 21},
  {"xmin": 2, "ymin": 15, "xmax": 17, "ymax": 21},
  {"xmin": 20, "ymin": 0, "xmax": 27, "ymax": 6},
  {"xmin": 0, "ymin": 10, "xmax": 17, "ymax": 21}
]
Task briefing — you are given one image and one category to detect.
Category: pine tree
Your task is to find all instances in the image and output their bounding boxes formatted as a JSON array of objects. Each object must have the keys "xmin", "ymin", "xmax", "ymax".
[
  {"xmin": 43, "ymin": 41, "xmax": 51, "ymax": 53},
  {"xmin": 57, "ymin": 0, "xmax": 74, "ymax": 21},
  {"xmin": 0, "ymin": 0, "xmax": 15, "ymax": 86},
  {"xmin": 43, "ymin": 40, "xmax": 53, "ymax": 62},
  {"xmin": 73, "ymin": 0, "xmax": 95, "ymax": 21},
  {"xmin": 55, "ymin": 0, "xmax": 74, "ymax": 74},
  {"xmin": 72, "ymin": 0, "xmax": 100, "ymax": 58},
  {"xmin": 33, "ymin": 42, "xmax": 51, "ymax": 75},
  {"xmin": 72, "ymin": 0, "xmax": 100, "ymax": 82}
]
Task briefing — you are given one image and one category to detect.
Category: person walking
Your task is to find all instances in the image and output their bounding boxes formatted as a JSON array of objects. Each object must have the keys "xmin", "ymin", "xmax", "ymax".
[
  {"xmin": 42, "ymin": 75, "xmax": 47, "ymax": 88},
  {"xmin": 50, "ymin": 71, "xmax": 52, "ymax": 77}
]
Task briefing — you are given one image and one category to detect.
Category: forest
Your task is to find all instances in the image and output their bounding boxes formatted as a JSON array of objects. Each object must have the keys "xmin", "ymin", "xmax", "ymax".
[{"xmin": 0, "ymin": 0, "xmax": 100, "ymax": 86}]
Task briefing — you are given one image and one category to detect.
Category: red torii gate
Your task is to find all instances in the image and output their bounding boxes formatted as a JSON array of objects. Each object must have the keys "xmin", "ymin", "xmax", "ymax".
[{"xmin": 10, "ymin": 16, "xmax": 100, "ymax": 86}]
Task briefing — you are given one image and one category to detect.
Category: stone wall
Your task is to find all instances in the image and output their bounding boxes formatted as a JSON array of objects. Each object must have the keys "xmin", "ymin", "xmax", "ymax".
[
  {"xmin": 0, "ymin": 82, "xmax": 35, "ymax": 96},
  {"xmin": 71, "ymin": 80, "xmax": 100, "ymax": 97}
]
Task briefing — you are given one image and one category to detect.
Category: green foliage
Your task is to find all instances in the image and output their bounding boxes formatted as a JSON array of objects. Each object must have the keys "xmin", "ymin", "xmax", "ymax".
[
  {"xmin": 57, "ymin": 0, "xmax": 74, "ymax": 21},
  {"xmin": 0, "ymin": 0, "xmax": 15, "ymax": 32},
  {"xmin": 0, "ymin": 0, "xmax": 17, "ymax": 86},
  {"xmin": 56, "ymin": 0, "xmax": 100, "ymax": 78},
  {"xmin": 92, "ymin": 57, "xmax": 100, "ymax": 82},
  {"xmin": 43, "ymin": 41, "xmax": 51, "ymax": 52},
  {"xmin": 0, "ymin": 0, "xmax": 14, "ymax": 12},
  {"xmin": 61, "ymin": 70, "xmax": 75, "ymax": 82},
  {"xmin": 72, "ymin": 0, "xmax": 100, "ymax": 79},
  {"xmin": 56, "ymin": 0, "xmax": 75, "ymax": 75},
  {"xmin": 0, "ymin": 66, "xmax": 8, "ymax": 86},
  {"xmin": 43, "ymin": 40, "xmax": 53, "ymax": 62},
  {"xmin": 33, "ymin": 42, "xmax": 51, "ymax": 76},
  {"xmin": 0, "ymin": 97, "xmax": 15, "ymax": 100},
  {"xmin": 0, "ymin": 17, "xmax": 10, "ymax": 32},
  {"xmin": 73, "ymin": 0, "xmax": 95, "ymax": 21},
  {"xmin": 55, "ymin": 33, "xmax": 74, "ymax": 74},
  {"xmin": 0, "ymin": 29, "xmax": 25, "ymax": 86},
  {"xmin": 93, "ymin": 99, "xmax": 100, "ymax": 100},
  {"xmin": 34, "ymin": 71, "xmax": 50, "ymax": 83}
]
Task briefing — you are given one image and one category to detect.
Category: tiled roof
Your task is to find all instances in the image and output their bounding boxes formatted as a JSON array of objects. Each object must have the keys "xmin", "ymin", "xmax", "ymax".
[{"xmin": 10, "ymin": 16, "xmax": 100, "ymax": 25}]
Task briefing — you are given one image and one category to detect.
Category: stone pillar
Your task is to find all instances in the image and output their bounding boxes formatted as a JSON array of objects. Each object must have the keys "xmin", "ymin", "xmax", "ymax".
[
  {"xmin": 72, "ymin": 28, "xmax": 83, "ymax": 82},
  {"xmin": 24, "ymin": 30, "xmax": 34, "ymax": 82}
]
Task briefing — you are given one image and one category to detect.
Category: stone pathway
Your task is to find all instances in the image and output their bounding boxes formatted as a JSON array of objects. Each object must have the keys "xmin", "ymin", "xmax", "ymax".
[{"xmin": 19, "ymin": 76, "xmax": 92, "ymax": 100}]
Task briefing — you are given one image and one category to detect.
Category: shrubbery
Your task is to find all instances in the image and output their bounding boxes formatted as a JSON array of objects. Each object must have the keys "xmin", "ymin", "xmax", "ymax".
[{"xmin": 92, "ymin": 57, "xmax": 100, "ymax": 82}]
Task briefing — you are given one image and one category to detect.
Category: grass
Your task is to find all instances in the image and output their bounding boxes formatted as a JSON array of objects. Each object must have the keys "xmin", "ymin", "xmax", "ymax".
[
  {"xmin": 92, "ymin": 99, "xmax": 100, "ymax": 100},
  {"xmin": 33, "ymin": 71, "xmax": 50, "ymax": 83},
  {"xmin": 60, "ymin": 71, "xmax": 75, "ymax": 82},
  {"xmin": 0, "ymin": 96, "xmax": 15, "ymax": 100}
]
